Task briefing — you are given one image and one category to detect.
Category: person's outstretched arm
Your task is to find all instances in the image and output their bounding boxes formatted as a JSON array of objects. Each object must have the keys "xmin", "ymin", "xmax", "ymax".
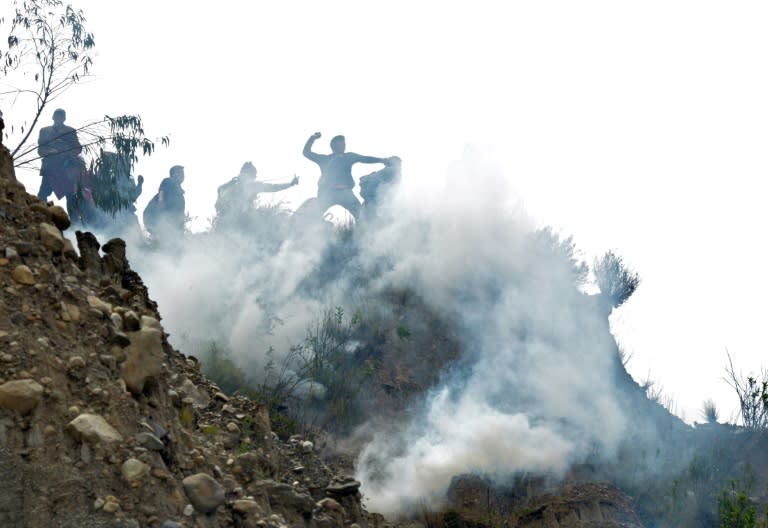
[
  {"xmin": 303, "ymin": 132, "xmax": 322, "ymax": 163},
  {"xmin": 349, "ymin": 153, "xmax": 388, "ymax": 165},
  {"xmin": 253, "ymin": 175, "xmax": 300, "ymax": 193},
  {"xmin": 132, "ymin": 175, "xmax": 144, "ymax": 201}
]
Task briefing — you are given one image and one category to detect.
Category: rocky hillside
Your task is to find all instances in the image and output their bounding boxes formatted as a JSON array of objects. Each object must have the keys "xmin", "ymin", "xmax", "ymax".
[
  {"xmin": 0, "ymin": 144, "xmax": 386, "ymax": 527},
  {"xmin": 4, "ymin": 139, "xmax": 724, "ymax": 528},
  {"xmin": 0, "ymin": 140, "xmax": 657, "ymax": 528}
]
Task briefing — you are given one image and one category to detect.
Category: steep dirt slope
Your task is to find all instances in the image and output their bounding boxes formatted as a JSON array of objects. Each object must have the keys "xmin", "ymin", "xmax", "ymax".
[{"xmin": 0, "ymin": 145, "xmax": 376, "ymax": 527}]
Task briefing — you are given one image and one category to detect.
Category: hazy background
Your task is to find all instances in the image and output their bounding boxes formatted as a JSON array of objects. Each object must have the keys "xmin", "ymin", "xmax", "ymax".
[{"xmin": 4, "ymin": 0, "xmax": 768, "ymax": 425}]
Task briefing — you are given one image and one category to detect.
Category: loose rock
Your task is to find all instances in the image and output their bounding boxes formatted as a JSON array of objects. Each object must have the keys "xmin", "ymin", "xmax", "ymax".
[
  {"xmin": 0, "ymin": 379, "xmax": 43, "ymax": 414},
  {"xmin": 120, "ymin": 327, "xmax": 163, "ymax": 394},
  {"xmin": 39, "ymin": 222, "xmax": 64, "ymax": 252},
  {"xmin": 135, "ymin": 432, "xmax": 164, "ymax": 451},
  {"xmin": 66, "ymin": 413, "xmax": 123, "ymax": 444},
  {"xmin": 48, "ymin": 205, "xmax": 71, "ymax": 230},
  {"xmin": 121, "ymin": 457, "xmax": 150, "ymax": 482},
  {"xmin": 11, "ymin": 264, "xmax": 34, "ymax": 285},
  {"xmin": 182, "ymin": 473, "xmax": 226, "ymax": 514}
]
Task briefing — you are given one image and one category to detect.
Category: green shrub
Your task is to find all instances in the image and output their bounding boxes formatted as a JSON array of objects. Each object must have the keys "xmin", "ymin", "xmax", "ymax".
[
  {"xmin": 257, "ymin": 306, "xmax": 373, "ymax": 435},
  {"xmin": 718, "ymin": 480, "xmax": 763, "ymax": 528}
]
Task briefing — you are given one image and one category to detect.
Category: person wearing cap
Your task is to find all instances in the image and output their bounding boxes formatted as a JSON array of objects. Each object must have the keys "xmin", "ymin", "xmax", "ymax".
[
  {"xmin": 143, "ymin": 165, "xmax": 186, "ymax": 240},
  {"xmin": 36, "ymin": 108, "xmax": 83, "ymax": 202},
  {"xmin": 214, "ymin": 161, "xmax": 299, "ymax": 230}
]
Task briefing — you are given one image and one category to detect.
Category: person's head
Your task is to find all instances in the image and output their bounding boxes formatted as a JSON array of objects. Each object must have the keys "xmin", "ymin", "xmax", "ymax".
[
  {"xmin": 387, "ymin": 156, "xmax": 402, "ymax": 168},
  {"xmin": 330, "ymin": 135, "xmax": 346, "ymax": 154},
  {"xmin": 240, "ymin": 161, "xmax": 257, "ymax": 178},
  {"xmin": 52, "ymin": 108, "xmax": 66, "ymax": 125},
  {"xmin": 170, "ymin": 165, "xmax": 185, "ymax": 183}
]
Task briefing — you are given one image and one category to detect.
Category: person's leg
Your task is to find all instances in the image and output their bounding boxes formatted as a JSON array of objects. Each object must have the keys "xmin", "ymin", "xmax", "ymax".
[
  {"xmin": 334, "ymin": 189, "xmax": 361, "ymax": 220},
  {"xmin": 315, "ymin": 188, "xmax": 336, "ymax": 218},
  {"xmin": 37, "ymin": 175, "xmax": 52, "ymax": 201}
]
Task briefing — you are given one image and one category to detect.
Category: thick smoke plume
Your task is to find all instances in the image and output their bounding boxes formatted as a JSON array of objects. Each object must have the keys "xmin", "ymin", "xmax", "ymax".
[
  {"xmin": 71, "ymin": 147, "xmax": 627, "ymax": 516},
  {"xmin": 86, "ymin": 203, "xmax": 341, "ymax": 377},
  {"xmin": 352, "ymin": 149, "xmax": 626, "ymax": 513}
]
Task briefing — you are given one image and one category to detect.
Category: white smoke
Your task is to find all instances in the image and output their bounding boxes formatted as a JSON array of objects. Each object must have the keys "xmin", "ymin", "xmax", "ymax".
[
  {"xmin": 351, "ymin": 147, "xmax": 626, "ymax": 514},
  {"xmin": 71, "ymin": 145, "xmax": 627, "ymax": 516},
  {"xmin": 75, "ymin": 199, "xmax": 338, "ymax": 378},
  {"xmin": 356, "ymin": 389, "xmax": 574, "ymax": 512}
]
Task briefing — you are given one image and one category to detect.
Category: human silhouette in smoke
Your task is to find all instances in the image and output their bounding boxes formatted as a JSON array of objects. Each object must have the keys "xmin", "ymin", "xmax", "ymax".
[
  {"xmin": 92, "ymin": 152, "xmax": 145, "ymax": 239},
  {"xmin": 301, "ymin": 132, "xmax": 391, "ymax": 220},
  {"xmin": 36, "ymin": 108, "xmax": 84, "ymax": 205},
  {"xmin": 214, "ymin": 161, "xmax": 298, "ymax": 230},
  {"xmin": 143, "ymin": 165, "xmax": 186, "ymax": 242},
  {"xmin": 0, "ymin": 110, "xmax": 5, "ymax": 147},
  {"xmin": 359, "ymin": 156, "xmax": 402, "ymax": 221}
]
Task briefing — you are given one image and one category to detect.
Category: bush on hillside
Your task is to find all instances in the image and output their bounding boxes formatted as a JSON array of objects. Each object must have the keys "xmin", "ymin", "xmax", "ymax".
[
  {"xmin": 529, "ymin": 227, "xmax": 589, "ymax": 286},
  {"xmin": 724, "ymin": 352, "xmax": 768, "ymax": 430},
  {"xmin": 261, "ymin": 307, "xmax": 373, "ymax": 435},
  {"xmin": 593, "ymin": 250, "xmax": 640, "ymax": 309},
  {"xmin": 718, "ymin": 479, "xmax": 768, "ymax": 528},
  {"xmin": 701, "ymin": 399, "xmax": 720, "ymax": 424},
  {"xmin": 197, "ymin": 341, "xmax": 254, "ymax": 396}
]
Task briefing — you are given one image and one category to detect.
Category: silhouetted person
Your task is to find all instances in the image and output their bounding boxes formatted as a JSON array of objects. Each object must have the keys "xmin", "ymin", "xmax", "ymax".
[
  {"xmin": 113, "ymin": 159, "xmax": 144, "ymax": 215},
  {"xmin": 37, "ymin": 108, "xmax": 83, "ymax": 203},
  {"xmin": 0, "ymin": 110, "xmax": 4, "ymax": 147},
  {"xmin": 302, "ymin": 132, "xmax": 389, "ymax": 220},
  {"xmin": 359, "ymin": 156, "xmax": 402, "ymax": 221},
  {"xmin": 214, "ymin": 161, "xmax": 298, "ymax": 230},
  {"xmin": 143, "ymin": 165, "xmax": 186, "ymax": 241},
  {"xmin": 91, "ymin": 152, "xmax": 144, "ymax": 238}
]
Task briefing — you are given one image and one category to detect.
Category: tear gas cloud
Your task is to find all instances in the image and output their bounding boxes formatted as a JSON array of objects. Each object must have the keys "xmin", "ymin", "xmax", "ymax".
[
  {"xmin": 353, "ymin": 148, "xmax": 626, "ymax": 513},
  {"xmin": 78, "ymin": 146, "xmax": 627, "ymax": 515}
]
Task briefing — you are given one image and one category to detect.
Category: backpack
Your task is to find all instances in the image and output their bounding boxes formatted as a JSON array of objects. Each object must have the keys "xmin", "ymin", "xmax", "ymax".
[{"xmin": 142, "ymin": 194, "xmax": 160, "ymax": 230}]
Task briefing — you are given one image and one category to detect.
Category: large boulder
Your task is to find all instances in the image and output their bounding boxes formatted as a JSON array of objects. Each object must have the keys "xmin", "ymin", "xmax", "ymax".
[{"xmin": 120, "ymin": 327, "xmax": 164, "ymax": 395}]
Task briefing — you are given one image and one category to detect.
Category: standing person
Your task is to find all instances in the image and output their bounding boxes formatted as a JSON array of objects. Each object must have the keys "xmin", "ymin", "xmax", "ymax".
[
  {"xmin": 91, "ymin": 152, "xmax": 145, "ymax": 239},
  {"xmin": 359, "ymin": 156, "xmax": 402, "ymax": 221},
  {"xmin": 214, "ymin": 161, "xmax": 298, "ymax": 230},
  {"xmin": 143, "ymin": 165, "xmax": 186, "ymax": 241},
  {"xmin": 36, "ymin": 108, "xmax": 83, "ymax": 203},
  {"xmin": 302, "ymin": 132, "xmax": 389, "ymax": 220}
]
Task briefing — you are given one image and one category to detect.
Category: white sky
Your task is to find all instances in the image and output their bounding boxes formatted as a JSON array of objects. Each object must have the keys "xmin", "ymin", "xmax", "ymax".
[{"xmin": 5, "ymin": 0, "xmax": 768, "ymax": 424}]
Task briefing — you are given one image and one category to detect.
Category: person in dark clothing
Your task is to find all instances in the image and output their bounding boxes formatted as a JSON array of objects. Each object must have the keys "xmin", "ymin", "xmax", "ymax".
[
  {"xmin": 359, "ymin": 156, "xmax": 402, "ymax": 221},
  {"xmin": 214, "ymin": 161, "xmax": 298, "ymax": 230},
  {"xmin": 143, "ymin": 165, "xmax": 186, "ymax": 240},
  {"xmin": 0, "ymin": 110, "xmax": 5, "ymax": 147},
  {"xmin": 91, "ymin": 152, "xmax": 144, "ymax": 238},
  {"xmin": 302, "ymin": 132, "xmax": 389, "ymax": 220},
  {"xmin": 37, "ymin": 108, "xmax": 83, "ymax": 203}
]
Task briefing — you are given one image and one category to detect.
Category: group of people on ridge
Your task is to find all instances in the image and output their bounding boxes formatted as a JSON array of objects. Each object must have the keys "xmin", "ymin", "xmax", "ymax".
[{"xmin": 28, "ymin": 109, "xmax": 402, "ymax": 242}]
